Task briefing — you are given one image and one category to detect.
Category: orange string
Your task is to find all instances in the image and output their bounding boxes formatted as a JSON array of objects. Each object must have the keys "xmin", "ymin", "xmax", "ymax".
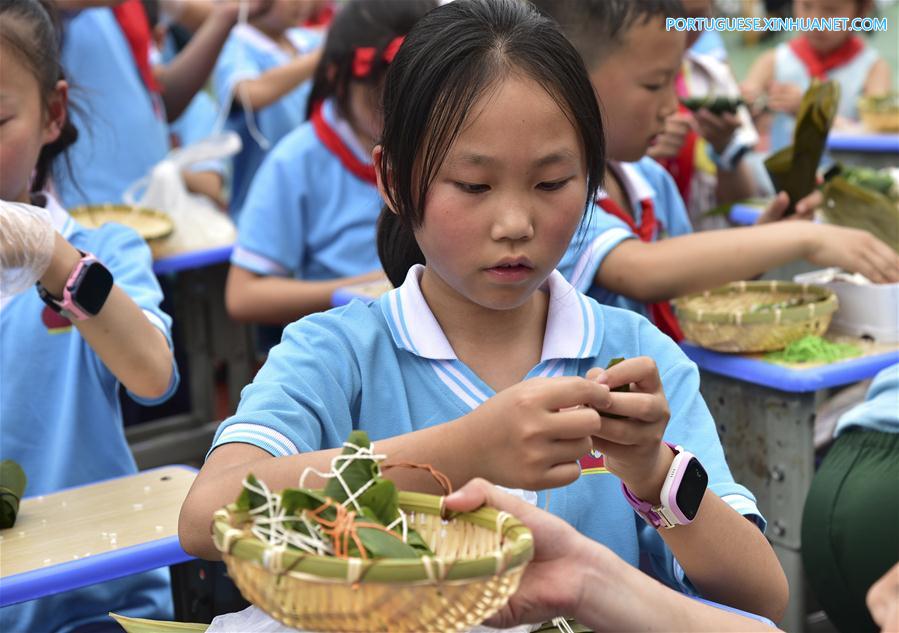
[
  {"xmin": 381, "ymin": 461, "xmax": 453, "ymax": 496},
  {"xmin": 304, "ymin": 496, "xmax": 410, "ymax": 560}
]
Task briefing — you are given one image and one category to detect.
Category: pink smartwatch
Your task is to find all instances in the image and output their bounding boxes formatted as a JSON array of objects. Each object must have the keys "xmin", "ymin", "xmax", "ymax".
[
  {"xmin": 36, "ymin": 250, "xmax": 113, "ymax": 322},
  {"xmin": 622, "ymin": 443, "xmax": 708, "ymax": 529}
]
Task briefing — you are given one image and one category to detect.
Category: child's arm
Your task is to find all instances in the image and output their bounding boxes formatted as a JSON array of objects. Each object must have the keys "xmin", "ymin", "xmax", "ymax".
[
  {"xmin": 230, "ymin": 50, "xmax": 323, "ymax": 112},
  {"xmin": 446, "ymin": 479, "xmax": 780, "ymax": 632},
  {"xmin": 864, "ymin": 58, "xmax": 893, "ymax": 97},
  {"xmin": 224, "ymin": 265, "xmax": 386, "ymax": 323},
  {"xmin": 154, "ymin": 3, "xmax": 243, "ymax": 122},
  {"xmin": 180, "ymin": 357, "xmax": 612, "ymax": 560},
  {"xmin": 596, "ymin": 221, "xmax": 899, "ymax": 303},
  {"xmin": 740, "ymin": 49, "xmax": 775, "ymax": 114},
  {"xmin": 587, "ymin": 358, "xmax": 788, "ymax": 621}
]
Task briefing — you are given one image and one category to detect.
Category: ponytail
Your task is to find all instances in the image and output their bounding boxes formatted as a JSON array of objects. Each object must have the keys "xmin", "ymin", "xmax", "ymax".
[{"xmin": 376, "ymin": 206, "xmax": 425, "ymax": 287}]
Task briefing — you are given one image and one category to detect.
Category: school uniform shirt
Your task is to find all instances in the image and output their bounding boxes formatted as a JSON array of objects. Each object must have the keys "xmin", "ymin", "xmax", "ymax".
[
  {"xmin": 834, "ymin": 363, "xmax": 899, "ymax": 437},
  {"xmin": 56, "ymin": 8, "xmax": 170, "ymax": 207},
  {"xmin": 769, "ymin": 37, "xmax": 880, "ymax": 153},
  {"xmin": 231, "ymin": 98, "xmax": 381, "ymax": 281},
  {"xmin": 214, "ymin": 23, "xmax": 322, "ymax": 214},
  {"xmin": 211, "ymin": 264, "xmax": 764, "ymax": 593},
  {"xmin": 558, "ymin": 157, "xmax": 692, "ymax": 325},
  {"xmin": 0, "ymin": 193, "xmax": 179, "ymax": 632}
]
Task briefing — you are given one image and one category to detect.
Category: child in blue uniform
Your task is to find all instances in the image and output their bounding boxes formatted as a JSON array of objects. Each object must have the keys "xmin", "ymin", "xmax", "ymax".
[
  {"xmin": 183, "ymin": 0, "xmax": 788, "ymax": 620},
  {"xmin": 213, "ymin": 0, "xmax": 324, "ymax": 214},
  {"xmin": 536, "ymin": 0, "xmax": 899, "ymax": 341},
  {"xmin": 0, "ymin": 2, "xmax": 179, "ymax": 630},
  {"xmin": 225, "ymin": 0, "xmax": 435, "ymax": 326},
  {"xmin": 55, "ymin": 0, "xmax": 243, "ymax": 208},
  {"xmin": 743, "ymin": 0, "xmax": 892, "ymax": 153}
]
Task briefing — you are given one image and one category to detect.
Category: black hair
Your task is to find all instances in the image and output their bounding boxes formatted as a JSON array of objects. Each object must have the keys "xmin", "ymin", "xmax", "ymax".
[
  {"xmin": 376, "ymin": 0, "xmax": 606, "ymax": 287},
  {"xmin": 305, "ymin": 0, "xmax": 436, "ymax": 121},
  {"xmin": 530, "ymin": 0, "xmax": 686, "ymax": 69},
  {"xmin": 0, "ymin": 0, "xmax": 78, "ymax": 193}
]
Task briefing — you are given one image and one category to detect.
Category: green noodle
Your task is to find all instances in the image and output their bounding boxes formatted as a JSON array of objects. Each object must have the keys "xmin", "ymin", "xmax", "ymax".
[{"xmin": 765, "ymin": 335, "xmax": 861, "ymax": 364}]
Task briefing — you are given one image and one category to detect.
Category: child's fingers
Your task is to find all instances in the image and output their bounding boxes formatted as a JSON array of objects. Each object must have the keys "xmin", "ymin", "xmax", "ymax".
[
  {"xmin": 600, "ymin": 391, "xmax": 669, "ymax": 425},
  {"xmin": 592, "ymin": 415, "xmax": 663, "ymax": 447},
  {"xmin": 592, "ymin": 356, "xmax": 662, "ymax": 394},
  {"xmin": 546, "ymin": 436, "xmax": 595, "ymax": 466},
  {"xmin": 536, "ymin": 376, "xmax": 611, "ymax": 411},
  {"xmin": 551, "ymin": 407, "xmax": 603, "ymax": 440}
]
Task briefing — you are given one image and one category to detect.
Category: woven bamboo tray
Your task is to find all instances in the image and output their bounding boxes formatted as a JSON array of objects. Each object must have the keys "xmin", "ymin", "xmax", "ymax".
[
  {"xmin": 673, "ymin": 280, "xmax": 838, "ymax": 353},
  {"xmin": 858, "ymin": 94, "xmax": 899, "ymax": 133},
  {"xmin": 212, "ymin": 490, "xmax": 534, "ymax": 633},
  {"xmin": 70, "ymin": 204, "xmax": 174, "ymax": 241}
]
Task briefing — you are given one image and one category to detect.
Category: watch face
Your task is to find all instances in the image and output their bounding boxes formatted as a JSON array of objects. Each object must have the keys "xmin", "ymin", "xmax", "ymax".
[
  {"xmin": 74, "ymin": 262, "xmax": 114, "ymax": 315},
  {"xmin": 675, "ymin": 457, "xmax": 708, "ymax": 521}
]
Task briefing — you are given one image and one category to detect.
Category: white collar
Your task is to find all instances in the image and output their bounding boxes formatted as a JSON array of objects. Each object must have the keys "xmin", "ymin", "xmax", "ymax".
[
  {"xmin": 596, "ymin": 160, "xmax": 655, "ymax": 206},
  {"xmin": 379, "ymin": 265, "xmax": 602, "ymax": 361},
  {"xmin": 232, "ymin": 24, "xmax": 316, "ymax": 61}
]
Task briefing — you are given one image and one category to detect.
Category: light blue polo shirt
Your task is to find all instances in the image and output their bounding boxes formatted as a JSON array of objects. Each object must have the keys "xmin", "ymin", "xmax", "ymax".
[
  {"xmin": 214, "ymin": 23, "xmax": 322, "ymax": 214},
  {"xmin": 559, "ymin": 157, "xmax": 693, "ymax": 320},
  {"xmin": 0, "ymin": 194, "xmax": 180, "ymax": 632},
  {"xmin": 231, "ymin": 98, "xmax": 382, "ymax": 280},
  {"xmin": 56, "ymin": 8, "xmax": 170, "ymax": 207},
  {"xmin": 211, "ymin": 264, "xmax": 763, "ymax": 593},
  {"xmin": 834, "ymin": 363, "xmax": 899, "ymax": 437}
]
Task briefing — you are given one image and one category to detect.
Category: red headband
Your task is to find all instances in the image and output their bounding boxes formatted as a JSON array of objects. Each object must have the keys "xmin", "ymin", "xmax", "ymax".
[{"xmin": 352, "ymin": 36, "xmax": 405, "ymax": 78}]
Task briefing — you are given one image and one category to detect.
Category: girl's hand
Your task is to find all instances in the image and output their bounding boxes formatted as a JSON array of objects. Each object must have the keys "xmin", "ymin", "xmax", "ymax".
[
  {"xmin": 0, "ymin": 200, "xmax": 56, "ymax": 296},
  {"xmin": 755, "ymin": 189, "xmax": 821, "ymax": 224},
  {"xmin": 647, "ymin": 112, "xmax": 693, "ymax": 160},
  {"xmin": 586, "ymin": 357, "xmax": 673, "ymax": 504},
  {"xmin": 807, "ymin": 224, "xmax": 899, "ymax": 284},
  {"xmin": 469, "ymin": 377, "xmax": 611, "ymax": 490},
  {"xmin": 767, "ymin": 81, "xmax": 803, "ymax": 115}
]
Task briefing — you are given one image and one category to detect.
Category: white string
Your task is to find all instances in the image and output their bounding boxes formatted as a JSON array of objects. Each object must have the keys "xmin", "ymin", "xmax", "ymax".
[
  {"xmin": 552, "ymin": 617, "xmax": 575, "ymax": 633},
  {"xmin": 241, "ymin": 441, "xmax": 418, "ymax": 563},
  {"xmin": 210, "ymin": 0, "xmax": 271, "ymax": 149}
]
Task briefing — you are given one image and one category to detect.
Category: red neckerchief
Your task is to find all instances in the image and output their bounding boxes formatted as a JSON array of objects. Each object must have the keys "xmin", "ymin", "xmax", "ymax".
[
  {"xmin": 598, "ymin": 195, "xmax": 685, "ymax": 342},
  {"xmin": 112, "ymin": 0, "xmax": 161, "ymax": 94},
  {"xmin": 304, "ymin": 2, "xmax": 335, "ymax": 28},
  {"xmin": 789, "ymin": 35, "xmax": 864, "ymax": 80},
  {"xmin": 310, "ymin": 101, "xmax": 377, "ymax": 185},
  {"xmin": 656, "ymin": 71, "xmax": 697, "ymax": 203}
]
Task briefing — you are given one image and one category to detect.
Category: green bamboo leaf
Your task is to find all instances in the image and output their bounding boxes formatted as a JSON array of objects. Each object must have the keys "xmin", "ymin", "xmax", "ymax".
[
  {"xmin": 236, "ymin": 473, "xmax": 268, "ymax": 512},
  {"xmin": 0, "ymin": 460, "xmax": 26, "ymax": 529}
]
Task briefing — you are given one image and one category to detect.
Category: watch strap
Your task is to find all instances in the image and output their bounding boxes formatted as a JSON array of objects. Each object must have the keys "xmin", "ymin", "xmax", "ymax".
[{"xmin": 36, "ymin": 251, "xmax": 106, "ymax": 321}]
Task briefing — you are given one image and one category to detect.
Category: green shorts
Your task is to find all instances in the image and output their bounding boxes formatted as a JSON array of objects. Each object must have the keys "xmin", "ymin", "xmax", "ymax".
[{"xmin": 802, "ymin": 429, "xmax": 899, "ymax": 633}]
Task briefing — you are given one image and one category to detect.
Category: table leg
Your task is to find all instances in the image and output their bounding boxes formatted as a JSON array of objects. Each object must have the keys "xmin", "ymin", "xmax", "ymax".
[{"xmin": 698, "ymin": 370, "xmax": 818, "ymax": 633}]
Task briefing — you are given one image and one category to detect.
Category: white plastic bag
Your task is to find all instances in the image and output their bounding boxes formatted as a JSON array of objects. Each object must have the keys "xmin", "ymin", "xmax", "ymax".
[
  {"xmin": 207, "ymin": 605, "xmax": 539, "ymax": 632},
  {"xmin": 123, "ymin": 132, "xmax": 241, "ymax": 256}
]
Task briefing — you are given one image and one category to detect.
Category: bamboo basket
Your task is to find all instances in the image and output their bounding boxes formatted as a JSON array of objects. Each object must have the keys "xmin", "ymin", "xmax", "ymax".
[
  {"xmin": 70, "ymin": 204, "xmax": 174, "ymax": 241},
  {"xmin": 858, "ymin": 94, "xmax": 899, "ymax": 133},
  {"xmin": 212, "ymin": 491, "xmax": 534, "ymax": 633},
  {"xmin": 673, "ymin": 281, "xmax": 838, "ymax": 353}
]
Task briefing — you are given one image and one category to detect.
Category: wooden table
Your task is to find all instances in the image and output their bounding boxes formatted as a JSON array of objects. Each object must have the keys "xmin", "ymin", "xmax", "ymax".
[
  {"xmin": 332, "ymin": 279, "xmax": 393, "ymax": 307},
  {"xmin": 0, "ymin": 466, "xmax": 197, "ymax": 607}
]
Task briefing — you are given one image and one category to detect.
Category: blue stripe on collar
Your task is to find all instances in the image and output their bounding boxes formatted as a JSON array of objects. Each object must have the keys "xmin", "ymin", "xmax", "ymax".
[{"xmin": 380, "ymin": 264, "xmax": 603, "ymax": 361}]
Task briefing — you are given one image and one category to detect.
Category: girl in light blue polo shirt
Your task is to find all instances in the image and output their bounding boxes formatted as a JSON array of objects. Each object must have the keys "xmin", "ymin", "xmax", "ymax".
[
  {"xmin": 213, "ymin": 0, "xmax": 324, "ymax": 214},
  {"xmin": 0, "ymin": 2, "xmax": 179, "ymax": 630},
  {"xmin": 225, "ymin": 0, "xmax": 436, "ymax": 327},
  {"xmin": 184, "ymin": 0, "xmax": 787, "ymax": 620}
]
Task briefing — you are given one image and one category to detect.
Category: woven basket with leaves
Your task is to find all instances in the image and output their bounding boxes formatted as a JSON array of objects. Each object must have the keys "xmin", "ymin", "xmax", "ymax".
[
  {"xmin": 213, "ymin": 489, "xmax": 533, "ymax": 633},
  {"xmin": 673, "ymin": 281, "xmax": 838, "ymax": 353}
]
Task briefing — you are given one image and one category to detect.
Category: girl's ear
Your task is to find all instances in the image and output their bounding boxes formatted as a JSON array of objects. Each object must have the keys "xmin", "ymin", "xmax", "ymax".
[
  {"xmin": 43, "ymin": 80, "xmax": 68, "ymax": 146},
  {"xmin": 372, "ymin": 145, "xmax": 398, "ymax": 214}
]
